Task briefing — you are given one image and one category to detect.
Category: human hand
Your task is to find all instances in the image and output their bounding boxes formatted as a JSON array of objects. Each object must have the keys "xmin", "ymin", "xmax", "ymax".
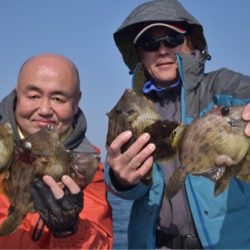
[
  {"xmin": 242, "ymin": 103, "xmax": 250, "ymax": 136},
  {"xmin": 106, "ymin": 130, "xmax": 155, "ymax": 189},
  {"xmin": 31, "ymin": 175, "xmax": 83, "ymax": 238}
]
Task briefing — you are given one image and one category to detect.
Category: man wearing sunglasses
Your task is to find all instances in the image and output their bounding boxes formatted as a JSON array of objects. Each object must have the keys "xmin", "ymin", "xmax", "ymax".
[{"xmin": 105, "ymin": 0, "xmax": 250, "ymax": 249}]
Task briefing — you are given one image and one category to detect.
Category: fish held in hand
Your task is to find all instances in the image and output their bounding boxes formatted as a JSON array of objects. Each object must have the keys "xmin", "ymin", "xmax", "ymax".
[
  {"xmin": 106, "ymin": 89, "xmax": 179, "ymax": 161},
  {"xmin": 106, "ymin": 89, "xmax": 179, "ymax": 185},
  {"xmin": 0, "ymin": 125, "xmax": 99, "ymax": 237},
  {"xmin": 165, "ymin": 106, "xmax": 250, "ymax": 199}
]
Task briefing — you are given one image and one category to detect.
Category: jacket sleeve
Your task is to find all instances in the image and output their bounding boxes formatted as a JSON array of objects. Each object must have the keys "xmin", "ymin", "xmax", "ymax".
[
  {"xmin": 0, "ymin": 163, "xmax": 113, "ymax": 249},
  {"xmin": 104, "ymin": 161, "xmax": 151, "ymax": 200}
]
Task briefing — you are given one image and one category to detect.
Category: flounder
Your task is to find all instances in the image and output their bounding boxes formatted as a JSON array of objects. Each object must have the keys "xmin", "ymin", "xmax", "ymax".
[
  {"xmin": 165, "ymin": 106, "xmax": 250, "ymax": 199},
  {"xmin": 0, "ymin": 125, "xmax": 99, "ymax": 236}
]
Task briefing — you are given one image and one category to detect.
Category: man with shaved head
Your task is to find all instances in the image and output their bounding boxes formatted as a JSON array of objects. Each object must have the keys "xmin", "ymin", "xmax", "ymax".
[
  {"xmin": 0, "ymin": 53, "xmax": 113, "ymax": 249},
  {"xmin": 16, "ymin": 53, "xmax": 81, "ymax": 137}
]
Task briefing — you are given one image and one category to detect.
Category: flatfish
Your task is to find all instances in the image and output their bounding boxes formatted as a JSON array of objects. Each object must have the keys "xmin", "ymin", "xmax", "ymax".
[{"xmin": 165, "ymin": 106, "xmax": 250, "ymax": 199}]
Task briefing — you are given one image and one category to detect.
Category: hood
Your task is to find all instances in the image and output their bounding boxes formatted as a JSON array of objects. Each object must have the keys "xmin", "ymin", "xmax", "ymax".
[{"xmin": 114, "ymin": 0, "xmax": 208, "ymax": 73}]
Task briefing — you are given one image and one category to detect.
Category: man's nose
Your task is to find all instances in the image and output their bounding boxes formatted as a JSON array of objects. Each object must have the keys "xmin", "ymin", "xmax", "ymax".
[{"xmin": 38, "ymin": 98, "xmax": 53, "ymax": 115}]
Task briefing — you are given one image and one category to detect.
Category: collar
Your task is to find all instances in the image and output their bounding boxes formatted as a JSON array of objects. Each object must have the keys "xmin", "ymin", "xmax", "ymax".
[{"xmin": 142, "ymin": 79, "xmax": 181, "ymax": 99}]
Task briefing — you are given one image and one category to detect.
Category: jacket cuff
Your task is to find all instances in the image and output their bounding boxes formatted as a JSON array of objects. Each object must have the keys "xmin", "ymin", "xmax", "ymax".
[{"xmin": 104, "ymin": 162, "xmax": 149, "ymax": 200}]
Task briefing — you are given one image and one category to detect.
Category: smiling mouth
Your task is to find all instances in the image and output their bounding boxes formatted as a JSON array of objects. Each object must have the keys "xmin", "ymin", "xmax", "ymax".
[
  {"xmin": 34, "ymin": 120, "xmax": 56, "ymax": 127},
  {"xmin": 157, "ymin": 61, "xmax": 174, "ymax": 67}
]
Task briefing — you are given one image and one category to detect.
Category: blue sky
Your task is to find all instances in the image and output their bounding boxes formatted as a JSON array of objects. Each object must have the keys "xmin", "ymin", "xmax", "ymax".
[{"xmin": 0, "ymin": 0, "xmax": 250, "ymax": 160}]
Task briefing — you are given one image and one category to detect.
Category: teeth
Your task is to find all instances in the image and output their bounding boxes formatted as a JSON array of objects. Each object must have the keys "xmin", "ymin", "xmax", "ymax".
[
  {"xmin": 209, "ymin": 167, "xmax": 226, "ymax": 181},
  {"xmin": 194, "ymin": 166, "xmax": 226, "ymax": 181}
]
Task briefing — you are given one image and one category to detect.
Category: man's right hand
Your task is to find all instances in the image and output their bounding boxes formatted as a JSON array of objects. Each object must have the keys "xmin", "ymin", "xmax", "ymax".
[
  {"xmin": 31, "ymin": 175, "xmax": 83, "ymax": 238},
  {"xmin": 106, "ymin": 130, "xmax": 155, "ymax": 189},
  {"xmin": 242, "ymin": 103, "xmax": 250, "ymax": 136}
]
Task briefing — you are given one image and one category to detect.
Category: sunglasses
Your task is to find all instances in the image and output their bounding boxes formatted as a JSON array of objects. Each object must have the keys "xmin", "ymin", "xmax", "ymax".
[{"xmin": 136, "ymin": 34, "xmax": 185, "ymax": 52}]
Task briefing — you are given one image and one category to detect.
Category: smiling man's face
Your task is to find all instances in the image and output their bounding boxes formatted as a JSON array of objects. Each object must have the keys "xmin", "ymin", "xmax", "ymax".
[
  {"xmin": 15, "ymin": 54, "xmax": 81, "ymax": 136},
  {"xmin": 138, "ymin": 27, "xmax": 188, "ymax": 88}
]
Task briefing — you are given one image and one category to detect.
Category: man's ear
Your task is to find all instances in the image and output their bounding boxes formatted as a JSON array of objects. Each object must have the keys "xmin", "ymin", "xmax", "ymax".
[{"xmin": 74, "ymin": 91, "xmax": 81, "ymax": 114}]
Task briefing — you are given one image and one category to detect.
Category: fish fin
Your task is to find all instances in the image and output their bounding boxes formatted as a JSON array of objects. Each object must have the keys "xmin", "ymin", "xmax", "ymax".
[
  {"xmin": 165, "ymin": 167, "xmax": 187, "ymax": 200},
  {"xmin": 71, "ymin": 151, "xmax": 99, "ymax": 189},
  {"xmin": 160, "ymin": 120, "xmax": 180, "ymax": 137},
  {"xmin": 0, "ymin": 206, "xmax": 27, "ymax": 236},
  {"xmin": 170, "ymin": 125, "xmax": 186, "ymax": 152},
  {"xmin": 214, "ymin": 177, "xmax": 230, "ymax": 196}
]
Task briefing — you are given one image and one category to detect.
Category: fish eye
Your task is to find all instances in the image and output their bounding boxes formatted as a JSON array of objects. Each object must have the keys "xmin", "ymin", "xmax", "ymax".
[
  {"xmin": 221, "ymin": 106, "xmax": 230, "ymax": 116},
  {"xmin": 127, "ymin": 109, "xmax": 135, "ymax": 115},
  {"xmin": 23, "ymin": 141, "xmax": 32, "ymax": 151}
]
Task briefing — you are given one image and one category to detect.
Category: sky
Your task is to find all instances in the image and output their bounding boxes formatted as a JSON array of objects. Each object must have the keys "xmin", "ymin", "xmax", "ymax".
[{"xmin": 0, "ymin": 0, "xmax": 250, "ymax": 161}]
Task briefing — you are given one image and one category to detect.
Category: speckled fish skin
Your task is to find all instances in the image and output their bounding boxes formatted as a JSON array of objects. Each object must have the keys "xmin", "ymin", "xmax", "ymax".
[
  {"xmin": 0, "ymin": 125, "xmax": 99, "ymax": 237},
  {"xmin": 106, "ymin": 89, "xmax": 179, "ymax": 161},
  {"xmin": 0, "ymin": 122, "xmax": 14, "ymax": 171},
  {"xmin": 165, "ymin": 106, "xmax": 250, "ymax": 199}
]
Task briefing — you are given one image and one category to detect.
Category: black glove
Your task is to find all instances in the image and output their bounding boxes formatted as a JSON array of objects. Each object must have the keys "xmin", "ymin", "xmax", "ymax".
[{"xmin": 31, "ymin": 177, "xmax": 83, "ymax": 238}]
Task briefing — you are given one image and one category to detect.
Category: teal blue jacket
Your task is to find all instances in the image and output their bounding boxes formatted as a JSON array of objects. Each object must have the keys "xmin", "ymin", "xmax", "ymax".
[{"xmin": 105, "ymin": 52, "xmax": 250, "ymax": 249}]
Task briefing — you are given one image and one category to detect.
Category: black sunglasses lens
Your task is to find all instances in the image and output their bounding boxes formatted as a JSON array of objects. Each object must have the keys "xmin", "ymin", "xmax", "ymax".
[
  {"xmin": 138, "ymin": 34, "xmax": 185, "ymax": 51},
  {"xmin": 140, "ymin": 39, "xmax": 160, "ymax": 52},
  {"xmin": 164, "ymin": 35, "xmax": 185, "ymax": 48}
]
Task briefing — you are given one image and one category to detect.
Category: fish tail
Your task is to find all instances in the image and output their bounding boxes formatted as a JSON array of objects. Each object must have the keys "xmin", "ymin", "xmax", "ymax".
[
  {"xmin": 214, "ymin": 177, "xmax": 230, "ymax": 196},
  {"xmin": 165, "ymin": 167, "xmax": 187, "ymax": 200},
  {"xmin": 0, "ymin": 206, "xmax": 26, "ymax": 236}
]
